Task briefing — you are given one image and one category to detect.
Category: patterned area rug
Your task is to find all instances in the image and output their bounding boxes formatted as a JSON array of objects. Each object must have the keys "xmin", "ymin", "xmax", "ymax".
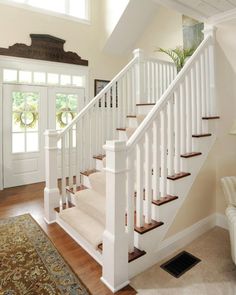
[{"xmin": 0, "ymin": 214, "xmax": 91, "ymax": 295}]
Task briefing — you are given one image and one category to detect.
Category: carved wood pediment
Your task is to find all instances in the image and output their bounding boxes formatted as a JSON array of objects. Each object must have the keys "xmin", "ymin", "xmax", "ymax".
[{"xmin": 0, "ymin": 34, "xmax": 88, "ymax": 66}]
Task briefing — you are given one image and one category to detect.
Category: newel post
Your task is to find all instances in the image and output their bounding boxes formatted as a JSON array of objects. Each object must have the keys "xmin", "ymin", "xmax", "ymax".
[
  {"xmin": 44, "ymin": 130, "xmax": 60, "ymax": 224},
  {"xmin": 133, "ymin": 48, "xmax": 145, "ymax": 104},
  {"xmin": 101, "ymin": 140, "xmax": 129, "ymax": 293},
  {"xmin": 203, "ymin": 25, "xmax": 217, "ymax": 116}
]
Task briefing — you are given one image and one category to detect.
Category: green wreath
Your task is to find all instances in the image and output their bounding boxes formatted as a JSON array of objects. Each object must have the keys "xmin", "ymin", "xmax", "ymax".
[
  {"xmin": 14, "ymin": 104, "xmax": 38, "ymax": 129},
  {"xmin": 56, "ymin": 107, "xmax": 76, "ymax": 128}
]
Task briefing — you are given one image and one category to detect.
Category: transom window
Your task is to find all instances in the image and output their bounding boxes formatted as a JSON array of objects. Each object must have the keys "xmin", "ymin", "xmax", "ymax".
[{"xmin": 3, "ymin": 0, "xmax": 89, "ymax": 22}]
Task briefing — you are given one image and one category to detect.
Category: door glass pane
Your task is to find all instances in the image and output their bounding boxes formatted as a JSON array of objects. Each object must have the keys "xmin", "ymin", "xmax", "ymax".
[
  {"xmin": 56, "ymin": 93, "xmax": 78, "ymax": 130},
  {"xmin": 12, "ymin": 91, "xmax": 39, "ymax": 153}
]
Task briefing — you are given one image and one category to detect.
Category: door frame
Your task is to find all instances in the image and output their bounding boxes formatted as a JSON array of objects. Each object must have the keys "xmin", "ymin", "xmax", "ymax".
[{"xmin": 0, "ymin": 55, "xmax": 89, "ymax": 190}]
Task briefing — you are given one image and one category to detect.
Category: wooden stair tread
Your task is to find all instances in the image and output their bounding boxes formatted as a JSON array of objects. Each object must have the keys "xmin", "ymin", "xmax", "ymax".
[
  {"xmin": 135, "ymin": 219, "xmax": 164, "ymax": 234},
  {"xmin": 93, "ymin": 154, "xmax": 105, "ymax": 161},
  {"xmin": 136, "ymin": 103, "xmax": 155, "ymax": 106},
  {"xmin": 66, "ymin": 185, "xmax": 88, "ymax": 194},
  {"xmin": 54, "ymin": 201, "xmax": 75, "ymax": 213},
  {"xmin": 202, "ymin": 116, "xmax": 220, "ymax": 120},
  {"xmin": 97, "ymin": 244, "xmax": 146, "ymax": 263},
  {"xmin": 167, "ymin": 172, "xmax": 191, "ymax": 180},
  {"xmin": 192, "ymin": 133, "xmax": 211, "ymax": 138},
  {"xmin": 152, "ymin": 195, "xmax": 178, "ymax": 206},
  {"xmin": 116, "ymin": 128, "xmax": 127, "ymax": 131},
  {"xmin": 181, "ymin": 152, "xmax": 202, "ymax": 158},
  {"xmin": 80, "ymin": 169, "xmax": 98, "ymax": 176},
  {"xmin": 127, "ymin": 115, "xmax": 137, "ymax": 118}
]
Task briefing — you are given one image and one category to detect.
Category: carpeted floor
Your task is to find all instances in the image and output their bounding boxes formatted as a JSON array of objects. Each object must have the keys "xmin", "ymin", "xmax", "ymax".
[
  {"xmin": 0, "ymin": 214, "xmax": 90, "ymax": 295},
  {"xmin": 131, "ymin": 227, "xmax": 236, "ymax": 295}
]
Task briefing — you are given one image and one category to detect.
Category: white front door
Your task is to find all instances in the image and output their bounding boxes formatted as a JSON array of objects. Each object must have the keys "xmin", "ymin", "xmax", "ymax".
[
  {"xmin": 2, "ymin": 85, "xmax": 85, "ymax": 188},
  {"xmin": 3, "ymin": 84, "xmax": 47, "ymax": 188}
]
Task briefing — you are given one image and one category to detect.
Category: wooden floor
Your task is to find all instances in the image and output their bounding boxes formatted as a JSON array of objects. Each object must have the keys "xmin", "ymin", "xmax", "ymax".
[{"xmin": 0, "ymin": 182, "xmax": 136, "ymax": 295}]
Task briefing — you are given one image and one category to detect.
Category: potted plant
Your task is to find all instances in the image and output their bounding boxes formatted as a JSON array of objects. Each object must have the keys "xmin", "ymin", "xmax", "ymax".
[{"xmin": 157, "ymin": 46, "xmax": 195, "ymax": 73}]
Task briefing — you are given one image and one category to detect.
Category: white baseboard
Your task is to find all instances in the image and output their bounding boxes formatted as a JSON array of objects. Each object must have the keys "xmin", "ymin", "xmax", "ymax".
[
  {"xmin": 129, "ymin": 212, "xmax": 229, "ymax": 278},
  {"xmin": 215, "ymin": 212, "xmax": 228, "ymax": 230}
]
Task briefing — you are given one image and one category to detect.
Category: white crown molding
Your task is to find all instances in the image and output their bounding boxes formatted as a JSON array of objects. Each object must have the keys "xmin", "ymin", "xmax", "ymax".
[
  {"xmin": 153, "ymin": 0, "xmax": 207, "ymax": 22},
  {"xmin": 208, "ymin": 8, "xmax": 236, "ymax": 25}
]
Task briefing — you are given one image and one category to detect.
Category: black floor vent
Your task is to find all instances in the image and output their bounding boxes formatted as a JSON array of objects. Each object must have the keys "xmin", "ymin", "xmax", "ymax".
[{"xmin": 160, "ymin": 251, "xmax": 201, "ymax": 278}]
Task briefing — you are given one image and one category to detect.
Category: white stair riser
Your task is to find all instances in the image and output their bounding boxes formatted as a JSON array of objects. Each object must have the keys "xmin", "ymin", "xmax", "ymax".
[
  {"xmin": 95, "ymin": 159, "xmax": 104, "ymax": 171},
  {"xmin": 137, "ymin": 105, "xmax": 154, "ymax": 115}
]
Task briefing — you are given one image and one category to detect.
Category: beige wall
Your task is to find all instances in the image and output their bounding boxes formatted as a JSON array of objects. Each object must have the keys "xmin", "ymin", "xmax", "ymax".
[
  {"xmin": 215, "ymin": 23, "xmax": 236, "ymax": 214},
  {"xmin": 133, "ymin": 6, "xmax": 183, "ymax": 60},
  {"xmin": 0, "ymin": 1, "xmax": 127, "ymax": 98},
  {"xmin": 167, "ymin": 22, "xmax": 236, "ymax": 236}
]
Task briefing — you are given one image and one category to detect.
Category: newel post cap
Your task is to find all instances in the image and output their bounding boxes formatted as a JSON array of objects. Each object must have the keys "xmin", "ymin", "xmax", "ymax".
[
  {"xmin": 203, "ymin": 25, "xmax": 216, "ymax": 38},
  {"xmin": 133, "ymin": 48, "xmax": 145, "ymax": 59}
]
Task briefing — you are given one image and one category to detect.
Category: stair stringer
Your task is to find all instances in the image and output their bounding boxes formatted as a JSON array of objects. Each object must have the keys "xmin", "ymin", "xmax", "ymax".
[{"xmin": 128, "ymin": 131, "xmax": 217, "ymax": 278}]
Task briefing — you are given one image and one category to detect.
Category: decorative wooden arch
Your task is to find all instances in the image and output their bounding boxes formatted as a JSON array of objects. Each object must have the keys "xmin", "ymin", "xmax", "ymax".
[{"xmin": 0, "ymin": 34, "xmax": 88, "ymax": 66}]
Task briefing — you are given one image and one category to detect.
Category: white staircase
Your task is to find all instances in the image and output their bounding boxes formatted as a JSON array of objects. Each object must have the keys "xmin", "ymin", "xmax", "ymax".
[{"xmin": 44, "ymin": 27, "xmax": 219, "ymax": 293}]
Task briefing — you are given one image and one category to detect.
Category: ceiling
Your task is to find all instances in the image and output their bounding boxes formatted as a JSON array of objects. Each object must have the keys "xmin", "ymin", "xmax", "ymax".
[{"xmin": 155, "ymin": 0, "xmax": 236, "ymax": 24}]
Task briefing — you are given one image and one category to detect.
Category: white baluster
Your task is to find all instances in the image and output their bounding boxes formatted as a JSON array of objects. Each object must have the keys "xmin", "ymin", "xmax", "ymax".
[
  {"xmin": 153, "ymin": 118, "xmax": 160, "ymax": 201},
  {"xmin": 167, "ymin": 99, "xmax": 174, "ymax": 176},
  {"xmin": 205, "ymin": 47, "xmax": 210, "ymax": 117},
  {"xmin": 180, "ymin": 82, "xmax": 186, "ymax": 155},
  {"xmin": 196, "ymin": 60, "xmax": 202, "ymax": 134},
  {"xmin": 133, "ymin": 48, "xmax": 145, "ymax": 104},
  {"xmin": 136, "ymin": 141, "xmax": 144, "ymax": 228},
  {"xmin": 191, "ymin": 67, "xmax": 197, "ymax": 138},
  {"xmin": 61, "ymin": 136, "xmax": 66, "ymax": 210},
  {"xmin": 185, "ymin": 74, "xmax": 192, "ymax": 153},
  {"xmin": 145, "ymin": 129, "xmax": 152, "ymax": 224},
  {"xmin": 160, "ymin": 108, "xmax": 167, "ymax": 197},
  {"xmin": 153, "ymin": 62, "xmax": 157, "ymax": 102},
  {"xmin": 174, "ymin": 89, "xmax": 181, "ymax": 173},
  {"xmin": 122, "ymin": 76, "xmax": 127, "ymax": 128},
  {"xmin": 127, "ymin": 151, "xmax": 135, "ymax": 253},
  {"xmin": 76, "ymin": 122, "xmax": 81, "ymax": 187},
  {"xmin": 112, "ymin": 84, "xmax": 117, "ymax": 139},
  {"xmin": 69, "ymin": 128, "xmax": 73, "ymax": 188},
  {"xmin": 131, "ymin": 67, "xmax": 136, "ymax": 116},
  {"xmin": 200, "ymin": 53, "xmax": 207, "ymax": 118}
]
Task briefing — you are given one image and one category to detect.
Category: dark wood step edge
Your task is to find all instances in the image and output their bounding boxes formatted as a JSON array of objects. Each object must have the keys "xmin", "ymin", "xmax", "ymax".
[
  {"xmin": 97, "ymin": 244, "xmax": 146, "ymax": 263},
  {"xmin": 136, "ymin": 103, "xmax": 155, "ymax": 106},
  {"xmin": 202, "ymin": 116, "xmax": 220, "ymax": 120},
  {"xmin": 127, "ymin": 115, "xmax": 137, "ymax": 118},
  {"xmin": 135, "ymin": 220, "xmax": 164, "ymax": 234},
  {"xmin": 167, "ymin": 172, "xmax": 191, "ymax": 181},
  {"xmin": 181, "ymin": 152, "xmax": 202, "ymax": 158},
  {"xmin": 93, "ymin": 154, "xmax": 105, "ymax": 161},
  {"xmin": 116, "ymin": 128, "xmax": 127, "ymax": 131},
  {"xmin": 80, "ymin": 169, "xmax": 98, "ymax": 177},
  {"xmin": 66, "ymin": 185, "xmax": 88, "ymax": 194},
  {"xmin": 54, "ymin": 201, "xmax": 75, "ymax": 213},
  {"xmin": 192, "ymin": 133, "xmax": 211, "ymax": 138},
  {"xmin": 152, "ymin": 195, "xmax": 178, "ymax": 206}
]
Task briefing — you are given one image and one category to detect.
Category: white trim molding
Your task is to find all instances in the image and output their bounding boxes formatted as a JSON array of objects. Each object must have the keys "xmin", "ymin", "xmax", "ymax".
[{"xmin": 129, "ymin": 213, "xmax": 229, "ymax": 278}]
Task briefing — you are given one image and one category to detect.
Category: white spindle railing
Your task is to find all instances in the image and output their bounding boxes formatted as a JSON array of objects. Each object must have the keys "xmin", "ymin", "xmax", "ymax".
[
  {"xmin": 103, "ymin": 31, "xmax": 217, "ymax": 291},
  {"xmin": 144, "ymin": 58, "xmax": 176, "ymax": 103},
  {"xmin": 44, "ymin": 49, "xmax": 175, "ymax": 224}
]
